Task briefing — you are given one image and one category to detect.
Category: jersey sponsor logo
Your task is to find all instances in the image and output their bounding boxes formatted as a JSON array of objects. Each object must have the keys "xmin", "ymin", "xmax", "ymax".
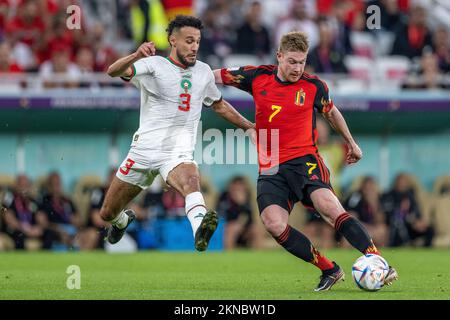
[
  {"xmin": 295, "ymin": 89, "xmax": 305, "ymax": 106},
  {"xmin": 227, "ymin": 67, "xmax": 240, "ymax": 71}
]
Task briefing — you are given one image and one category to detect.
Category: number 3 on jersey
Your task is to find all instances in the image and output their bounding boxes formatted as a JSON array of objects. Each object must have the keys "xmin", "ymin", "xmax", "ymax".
[
  {"xmin": 179, "ymin": 93, "xmax": 191, "ymax": 112},
  {"xmin": 269, "ymin": 105, "xmax": 282, "ymax": 122}
]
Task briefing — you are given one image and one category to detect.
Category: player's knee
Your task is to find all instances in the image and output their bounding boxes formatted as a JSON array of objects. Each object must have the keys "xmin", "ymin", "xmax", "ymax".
[{"xmin": 261, "ymin": 214, "xmax": 286, "ymax": 237}]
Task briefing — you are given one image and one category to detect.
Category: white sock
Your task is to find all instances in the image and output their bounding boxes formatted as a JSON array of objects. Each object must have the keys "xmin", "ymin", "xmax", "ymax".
[
  {"xmin": 185, "ymin": 192, "xmax": 207, "ymax": 236},
  {"xmin": 111, "ymin": 210, "xmax": 129, "ymax": 229}
]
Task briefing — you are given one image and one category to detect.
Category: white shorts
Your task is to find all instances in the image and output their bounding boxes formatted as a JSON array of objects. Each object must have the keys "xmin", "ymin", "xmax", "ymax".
[{"xmin": 116, "ymin": 148, "xmax": 197, "ymax": 189}]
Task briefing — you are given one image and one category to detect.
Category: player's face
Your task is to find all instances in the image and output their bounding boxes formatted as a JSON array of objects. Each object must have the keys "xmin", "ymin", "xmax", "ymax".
[
  {"xmin": 277, "ymin": 51, "xmax": 307, "ymax": 82},
  {"xmin": 171, "ymin": 27, "xmax": 201, "ymax": 67}
]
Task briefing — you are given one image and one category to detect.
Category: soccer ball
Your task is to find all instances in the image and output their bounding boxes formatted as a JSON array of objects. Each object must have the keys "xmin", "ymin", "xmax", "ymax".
[{"xmin": 352, "ymin": 254, "xmax": 389, "ymax": 291}]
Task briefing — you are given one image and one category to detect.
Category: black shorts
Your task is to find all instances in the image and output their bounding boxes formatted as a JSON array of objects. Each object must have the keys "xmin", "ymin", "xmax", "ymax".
[{"xmin": 257, "ymin": 154, "xmax": 333, "ymax": 214}]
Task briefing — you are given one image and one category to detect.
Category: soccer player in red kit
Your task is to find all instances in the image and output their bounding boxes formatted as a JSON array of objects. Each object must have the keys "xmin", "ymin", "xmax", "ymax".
[{"xmin": 214, "ymin": 31, "xmax": 398, "ymax": 291}]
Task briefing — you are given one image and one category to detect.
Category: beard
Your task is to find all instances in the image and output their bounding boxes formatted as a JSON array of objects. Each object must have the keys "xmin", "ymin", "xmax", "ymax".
[{"xmin": 177, "ymin": 50, "xmax": 196, "ymax": 67}]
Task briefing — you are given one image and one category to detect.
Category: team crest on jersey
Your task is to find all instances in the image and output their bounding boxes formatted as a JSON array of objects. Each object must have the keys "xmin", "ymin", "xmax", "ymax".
[
  {"xmin": 180, "ymin": 79, "xmax": 192, "ymax": 92},
  {"xmin": 295, "ymin": 89, "xmax": 305, "ymax": 106}
]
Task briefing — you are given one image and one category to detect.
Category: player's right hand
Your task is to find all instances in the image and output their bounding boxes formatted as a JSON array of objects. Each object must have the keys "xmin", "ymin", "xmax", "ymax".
[
  {"xmin": 346, "ymin": 142, "xmax": 363, "ymax": 164},
  {"xmin": 135, "ymin": 42, "xmax": 156, "ymax": 58}
]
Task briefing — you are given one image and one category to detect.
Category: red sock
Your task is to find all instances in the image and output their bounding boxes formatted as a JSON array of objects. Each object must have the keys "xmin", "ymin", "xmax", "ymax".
[{"xmin": 310, "ymin": 247, "xmax": 335, "ymax": 271}]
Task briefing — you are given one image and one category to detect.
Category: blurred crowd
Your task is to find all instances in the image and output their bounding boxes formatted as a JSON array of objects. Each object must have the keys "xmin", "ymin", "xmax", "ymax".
[
  {"xmin": 2, "ymin": 118, "xmax": 450, "ymax": 252},
  {"xmin": 0, "ymin": 0, "xmax": 449, "ymax": 89},
  {"xmin": 1, "ymin": 164, "xmax": 449, "ymax": 252}
]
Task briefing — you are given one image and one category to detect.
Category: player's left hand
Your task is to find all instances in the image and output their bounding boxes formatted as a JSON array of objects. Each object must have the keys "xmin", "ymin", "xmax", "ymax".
[{"xmin": 346, "ymin": 143, "xmax": 362, "ymax": 164}]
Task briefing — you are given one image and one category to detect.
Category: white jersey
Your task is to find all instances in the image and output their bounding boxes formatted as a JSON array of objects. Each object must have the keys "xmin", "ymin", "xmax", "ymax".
[{"xmin": 124, "ymin": 55, "xmax": 222, "ymax": 155}]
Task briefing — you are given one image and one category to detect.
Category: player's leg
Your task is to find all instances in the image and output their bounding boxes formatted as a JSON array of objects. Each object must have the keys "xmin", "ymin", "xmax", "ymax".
[
  {"xmin": 259, "ymin": 202, "xmax": 344, "ymax": 291},
  {"xmin": 100, "ymin": 176, "xmax": 142, "ymax": 243},
  {"xmin": 165, "ymin": 162, "xmax": 218, "ymax": 251},
  {"xmin": 257, "ymin": 172, "xmax": 344, "ymax": 291},
  {"xmin": 309, "ymin": 188, "xmax": 399, "ymax": 285},
  {"xmin": 310, "ymin": 188, "xmax": 381, "ymax": 255}
]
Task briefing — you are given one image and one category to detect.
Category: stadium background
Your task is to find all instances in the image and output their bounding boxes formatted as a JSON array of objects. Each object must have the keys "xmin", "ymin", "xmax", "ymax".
[{"xmin": 0, "ymin": 0, "xmax": 449, "ymax": 256}]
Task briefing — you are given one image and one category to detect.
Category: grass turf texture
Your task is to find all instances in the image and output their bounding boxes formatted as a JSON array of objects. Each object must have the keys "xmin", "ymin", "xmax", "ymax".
[{"xmin": 0, "ymin": 249, "xmax": 448, "ymax": 300}]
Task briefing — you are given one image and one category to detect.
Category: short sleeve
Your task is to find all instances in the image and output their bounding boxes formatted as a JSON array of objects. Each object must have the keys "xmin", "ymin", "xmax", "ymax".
[
  {"xmin": 313, "ymin": 78, "xmax": 334, "ymax": 113},
  {"xmin": 203, "ymin": 69, "xmax": 222, "ymax": 107},
  {"xmin": 220, "ymin": 66, "xmax": 257, "ymax": 94},
  {"xmin": 121, "ymin": 57, "xmax": 155, "ymax": 82}
]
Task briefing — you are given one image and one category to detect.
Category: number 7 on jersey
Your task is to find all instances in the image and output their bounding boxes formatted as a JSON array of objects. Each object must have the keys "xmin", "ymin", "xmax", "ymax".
[{"xmin": 269, "ymin": 105, "xmax": 282, "ymax": 122}]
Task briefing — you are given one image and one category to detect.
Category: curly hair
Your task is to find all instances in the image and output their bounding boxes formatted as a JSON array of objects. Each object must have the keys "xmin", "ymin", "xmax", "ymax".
[{"xmin": 166, "ymin": 15, "xmax": 203, "ymax": 38}]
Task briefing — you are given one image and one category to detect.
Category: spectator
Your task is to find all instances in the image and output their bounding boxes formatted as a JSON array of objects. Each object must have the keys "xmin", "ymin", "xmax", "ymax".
[
  {"xmin": 432, "ymin": 26, "xmax": 450, "ymax": 74},
  {"xmin": 0, "ymin": 0, "xmax": 12, "ymax": 35},
  {"xmin": 328, "ymin": 0, "xmax": 354, "ymax": 55},
  {"xmin": 41, "ymin": 14, "xmax": 77, "ymax": 64},
  {"xmin": 391, "ymin": 5, "xmax": 432, "ymax": 59},
  {"xmin": 275, "ymin": 0, "xmax": 319, "ymax": 50},
  {"xmin": 1, "ymin": 175, "xmax": 51, "ymax": 250},
  {"xmin": 381, "ymin": 173, "xmax": 434, "ymax": 247},
  {"xmin": 0, "ymin": 41, "xmax": 23, "ymax": 73},
  {"xmin": 88, "ymin": 22, "xmax": 119, "ymax": 73},
  {"xmin": 344, "ymin": 176, "xmax": 388, "ymax": 247},
  {"xmin": 39, "ymin": 44, "xmax": 81, "ymax": 88},
  {"xmin": 234, "ymin": 1, "xmax": 271, "ymax": 57},
  {"xmin": 198, "ymin": 5, "xmax": 233, "ymax": 67},
  {"xmin": 402, "ymin": 51, "xmax": 446, "ymax": 90},
  {"xmin": 307, "ymin": 18, "xmax": 348, "ymax": 74},
  {"xmin": 217, "ymin": 176, "xmax": 264, "ymax": 250},
  {"xmin": 38, "ymin": 172, "xmax": 82, "ymax": 249},
  {"xmin": 5, "ymin": 0, "xmax": 46, "ymax": 55}
]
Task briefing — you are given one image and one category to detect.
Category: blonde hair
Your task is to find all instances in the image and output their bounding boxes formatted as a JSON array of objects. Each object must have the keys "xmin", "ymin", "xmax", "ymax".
[{"xmin": 279, "ymin": 31, "xmax": 309, "ymax": 53}]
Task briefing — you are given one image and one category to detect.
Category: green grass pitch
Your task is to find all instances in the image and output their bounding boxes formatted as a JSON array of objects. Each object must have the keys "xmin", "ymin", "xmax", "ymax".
[{"xmin": 0, "ymin": 248, "xmax": 449, "ymax": 300}]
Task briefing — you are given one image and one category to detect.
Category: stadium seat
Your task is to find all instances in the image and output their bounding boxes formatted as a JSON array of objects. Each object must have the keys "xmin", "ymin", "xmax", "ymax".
[
  {"xmin": 335, "ymin": 78, "xmax": 367, "ymax": 94},
  {"xmin": 222, "ymin": 54, "xmax": 265, "ymax": 68},
  {"xmin": 433, "ymin": 175, "xmax": 450, "ymax": 195},
  {"xmin": 374, "ymin": 31, "xmax": 395, "ymax": 57},
  {"xmin": 72, "ymin": 175, "xmax": 103, "ymax": 225},
  {"xmin": 432, "ymin": 196, "xmax": 450, "ymax": 248},
  {"xmin": 344, "ymin": 55, "xmax": 373, "ymax": 81},
  {"xmin": 350, "ymin": 32, "xmax": 376, "ymax": 59},
  {"xmin": 375, "ymin": 56, "xmax": 411, "ymax": 85}
]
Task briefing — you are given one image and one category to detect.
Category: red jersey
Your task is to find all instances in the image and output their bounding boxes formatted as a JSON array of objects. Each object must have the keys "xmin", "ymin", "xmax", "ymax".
[{"xmin": 220, "ymin": 65, "xmax": 334, "ymax": 172}]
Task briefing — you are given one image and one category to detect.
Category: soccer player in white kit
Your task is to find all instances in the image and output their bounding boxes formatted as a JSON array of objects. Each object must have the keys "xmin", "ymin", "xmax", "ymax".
[{"xmin": 103, "ymin": 15, "xmax": 255, "ymax": 251}]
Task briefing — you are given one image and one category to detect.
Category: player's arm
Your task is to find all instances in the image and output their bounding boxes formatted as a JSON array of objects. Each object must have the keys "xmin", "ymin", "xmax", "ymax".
[
  {"xmin": 106, "ymin": 42, "xmax": 156, "ymax": 78},
  {"xmin": 212, "ymin": 67, "xmax": 256, "ymax": 93},
  {"xmin": 211, "ymin": 99, "xmax": 255, "ymax": 131},
  {"xmin": 213, "ymin": 69, "xmax": 223, "ymax": 84},
  {"xmin": 322, "ymin": 106, "xmax": 362, "ymax": 164}
]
